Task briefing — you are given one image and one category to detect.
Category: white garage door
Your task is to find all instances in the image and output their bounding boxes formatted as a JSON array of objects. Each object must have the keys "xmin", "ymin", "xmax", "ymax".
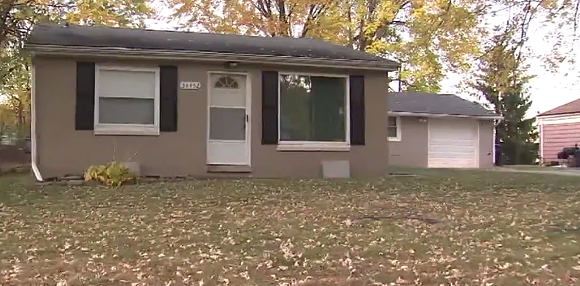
[{"xmin": 428, "ymin": 118, "xmax": 479, "ymax": 168}]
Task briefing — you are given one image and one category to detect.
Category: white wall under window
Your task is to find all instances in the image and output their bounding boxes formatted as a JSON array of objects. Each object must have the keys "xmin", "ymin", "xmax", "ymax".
[{"xmin": 94, "ymin": 66, "xmax": 160, "ymax": 135}]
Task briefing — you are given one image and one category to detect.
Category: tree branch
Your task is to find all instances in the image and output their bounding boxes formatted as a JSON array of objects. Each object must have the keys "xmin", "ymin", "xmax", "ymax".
[{"xmin": 301, "ymin": 3, "xmax": 327, "ymax": 38}]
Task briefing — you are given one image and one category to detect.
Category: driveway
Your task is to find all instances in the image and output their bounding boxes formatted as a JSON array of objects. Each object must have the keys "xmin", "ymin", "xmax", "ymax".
[{"xmin": 492, "ymin": 166, "xmax": 580, "ymax": 176}]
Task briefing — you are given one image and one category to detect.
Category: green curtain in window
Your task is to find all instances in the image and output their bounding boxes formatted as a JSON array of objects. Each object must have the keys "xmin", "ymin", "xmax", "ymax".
[{"xmin": 310, "ymin": 77, "xmax": 345, "ymax": 141}]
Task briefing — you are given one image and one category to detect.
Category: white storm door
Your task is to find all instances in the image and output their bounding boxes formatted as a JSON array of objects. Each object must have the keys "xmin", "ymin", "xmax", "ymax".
[{"xmin": 207, "ymin": 73, "xmax": 250, "ymax": 165}]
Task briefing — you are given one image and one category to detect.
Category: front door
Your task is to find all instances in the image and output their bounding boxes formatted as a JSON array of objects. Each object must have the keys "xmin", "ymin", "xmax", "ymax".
[{"xmin": 207, "ymin": 73, "xmax": 250, "ymax": 165}]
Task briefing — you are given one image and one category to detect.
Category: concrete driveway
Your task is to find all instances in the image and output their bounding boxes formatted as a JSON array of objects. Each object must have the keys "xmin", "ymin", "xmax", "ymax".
[{"xmin": 492, "ymin": 167, "xmax": 580, "ymax": 176}]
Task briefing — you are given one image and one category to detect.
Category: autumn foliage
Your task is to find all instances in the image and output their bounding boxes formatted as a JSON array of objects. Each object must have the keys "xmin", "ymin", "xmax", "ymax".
[{"xmin": 165, "ymin": 0, "xmax": 484, "ymax": 92}]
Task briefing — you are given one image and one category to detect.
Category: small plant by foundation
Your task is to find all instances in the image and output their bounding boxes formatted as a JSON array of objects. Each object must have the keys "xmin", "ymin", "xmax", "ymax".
[{"xmin": 84, "ymin": 161, "xmax": 137, "ymax": 187}]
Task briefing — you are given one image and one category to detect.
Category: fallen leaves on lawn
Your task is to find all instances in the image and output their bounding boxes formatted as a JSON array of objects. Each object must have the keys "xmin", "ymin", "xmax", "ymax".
[{"xmin": 1, "ymin": 171, "xmax": 580, "ymax": 285}]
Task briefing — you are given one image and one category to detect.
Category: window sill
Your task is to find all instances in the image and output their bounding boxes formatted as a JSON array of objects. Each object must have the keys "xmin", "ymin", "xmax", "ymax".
[
  {"xmin": 276, "ymin": 142, "xmax": 350, "ymax": 152},
  {"xmin": 388, "ymin": 137, "xmax": 401, "ymax": 142},
  {"xmin": 94, "ymin": 125, "xmax": 160, "ymax": 136}
]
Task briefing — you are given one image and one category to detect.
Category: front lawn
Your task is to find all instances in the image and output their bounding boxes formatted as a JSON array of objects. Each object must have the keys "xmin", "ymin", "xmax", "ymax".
[{"xmin": 2, "ymin": 170, "xmax": 580, "ymax": 285}]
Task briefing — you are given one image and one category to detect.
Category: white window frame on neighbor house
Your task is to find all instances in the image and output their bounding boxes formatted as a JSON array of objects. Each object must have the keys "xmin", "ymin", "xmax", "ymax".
[
  {"xmin": 276, "ymin": 72, "xmax": 350, "ymax": 151},
  {"xmin": 388, "ymin": 116, "xmax": 401, "ymax": 141},
  {"xmin": 94, "ymin": 65, "xmax": 160, "ymax": 136}
]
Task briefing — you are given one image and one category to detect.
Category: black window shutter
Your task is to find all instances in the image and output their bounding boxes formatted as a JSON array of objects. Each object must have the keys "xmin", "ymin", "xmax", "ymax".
[
  {"xmin": 262, "ymin": 71, "xmax": 279, "ymax": 144},
  {"xmin": 349, "ymin": 75, "xmax": 365, "ymax": 145},
  {"xmin": 160, "ymin": 65, "xmax": 178, "ymax": 132},
  {"xmin": 75, "ymin": 62, "xmax": 95, "ymax": 130}
]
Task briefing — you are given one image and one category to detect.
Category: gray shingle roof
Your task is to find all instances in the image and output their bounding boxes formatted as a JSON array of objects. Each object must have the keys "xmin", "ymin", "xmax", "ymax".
[
  {"xmin": 26, "ymin": 24, "xmax": 398, "ymax": 67},
  {"xmin": 388, "ymin": 92, "xmax": 498, "ymax": 117}
]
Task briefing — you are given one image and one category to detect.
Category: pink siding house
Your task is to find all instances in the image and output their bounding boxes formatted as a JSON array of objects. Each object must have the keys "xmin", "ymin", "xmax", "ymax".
[{"xmin": 537, "ymin": 98, "xmax": 580, "ymax": 163}]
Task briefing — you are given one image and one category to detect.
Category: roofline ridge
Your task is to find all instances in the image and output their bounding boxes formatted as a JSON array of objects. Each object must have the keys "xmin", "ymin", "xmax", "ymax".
[
  {"xmin": 538, "ymin": 97, "xmax": 580, "ymax": 116},
  {"xmin": 28, "ymin": 23, "xmax": 398, "ymax": 64},
  {"xmin": 24, "ymin": 44, "xmax": 400, "ymax": 71}
]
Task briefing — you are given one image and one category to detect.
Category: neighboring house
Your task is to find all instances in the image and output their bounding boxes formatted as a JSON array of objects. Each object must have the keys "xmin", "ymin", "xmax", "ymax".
[
  {"xmin": 537, "ymin": 98, "xmax": 580, "ymax": 163},
  {"xmin": 388, "ymin": 92, "xmax": 501, "ymax": 168},
  {"xmin": 24, "ymin": 24, "xmax": 400, "ymax": 180}
]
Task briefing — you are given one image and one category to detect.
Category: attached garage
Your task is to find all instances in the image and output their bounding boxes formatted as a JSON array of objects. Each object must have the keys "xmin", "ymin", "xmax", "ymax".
[
  {"xmin": 428, "ymin": 118, "xmax": 478, "ymax": 168},
  {"xmin": 387, "ymin": 92, "xmax": 502, "ymax": 169}
]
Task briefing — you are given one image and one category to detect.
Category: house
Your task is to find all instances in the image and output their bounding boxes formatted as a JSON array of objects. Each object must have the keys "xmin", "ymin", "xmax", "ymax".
[
  {"xmin": 537, "ymin": 98, "xmax": 580, "ymax": 163},
  {"xmin": 388, "ymin": 92, "xmax": 501, "ymax": 168},
  {"xmin": 24, "ymin": 24, "xmax": 400, "ymax": 180}
]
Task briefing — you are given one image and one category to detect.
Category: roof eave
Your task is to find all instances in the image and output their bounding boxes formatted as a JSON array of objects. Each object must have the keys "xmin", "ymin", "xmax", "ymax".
[
  {"xmin": 536, "ymin": 111, "xmax": 580, "ymax": 118},
  {"xmin": 24, "ymin": 44, "xmax": 400, "ymax": 72},
  {"xmin": 388, "ymin": 111, "xmax": 503, "ymax": 120}
]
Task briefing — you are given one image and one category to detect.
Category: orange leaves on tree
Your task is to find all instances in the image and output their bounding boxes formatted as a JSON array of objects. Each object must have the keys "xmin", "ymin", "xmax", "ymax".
[{"xmin": 167, "ymin": 0, "xmax": 333, "ymax": 37}]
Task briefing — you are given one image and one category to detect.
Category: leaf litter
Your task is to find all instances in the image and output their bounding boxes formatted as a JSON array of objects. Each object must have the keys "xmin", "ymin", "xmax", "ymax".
[{"xmin": 1, "ymin": 170, "xmax": 580, "ymax": 285}]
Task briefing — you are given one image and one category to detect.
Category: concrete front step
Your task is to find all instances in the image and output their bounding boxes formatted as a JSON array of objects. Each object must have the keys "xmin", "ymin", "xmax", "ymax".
[{"xmin": 206, "ymin": 164, "xmax": 252, "ymax": 173}]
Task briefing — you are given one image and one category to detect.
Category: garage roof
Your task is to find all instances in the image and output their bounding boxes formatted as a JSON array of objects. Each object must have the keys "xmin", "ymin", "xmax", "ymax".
[
  {"xmin": 25, "ymin": 24, "xmax": 399, "ymax": 71},
  {"xmin": 389, "ymin": 92, "xmax": 499, "ymax": 118}
]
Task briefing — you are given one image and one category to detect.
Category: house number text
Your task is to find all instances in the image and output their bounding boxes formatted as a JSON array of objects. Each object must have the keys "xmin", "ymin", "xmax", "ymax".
[{"xmin": 180, "ymin": 81, "xmax": 201, "ymax": 90}]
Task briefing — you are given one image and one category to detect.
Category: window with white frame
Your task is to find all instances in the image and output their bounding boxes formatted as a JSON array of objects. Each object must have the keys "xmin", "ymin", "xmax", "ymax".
[
  {"xmin": 388, "ymin": 116, "xmax": 401, "ymax": 141},
  {"xmin": 95, "ymin": 66, "xmax": 160, "ymax": 135},
  {"xmin": 278, "ymin": 73, "xmax": 348, "ymax": 147}
]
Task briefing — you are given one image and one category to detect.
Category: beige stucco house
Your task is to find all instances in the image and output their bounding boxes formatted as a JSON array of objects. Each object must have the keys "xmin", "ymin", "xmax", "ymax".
[
  {"xmin": 25, "ymin": 24, "xmax": 401, "ymax": 180},
  {"xmin": 388, "ymin": 92, "xmax": 501, "ymax": 168}
]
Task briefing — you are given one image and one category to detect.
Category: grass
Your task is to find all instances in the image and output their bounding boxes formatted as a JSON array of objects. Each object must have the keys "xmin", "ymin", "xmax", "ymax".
[{"xmin": 2, "ymin": 170, "xmax": 580, "ymax": 285}]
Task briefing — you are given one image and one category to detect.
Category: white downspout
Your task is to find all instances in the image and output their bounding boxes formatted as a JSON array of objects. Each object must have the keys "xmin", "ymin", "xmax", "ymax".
[{"xmin": 30, "ymin": 62, "xmax": 43, "ymax": 181}]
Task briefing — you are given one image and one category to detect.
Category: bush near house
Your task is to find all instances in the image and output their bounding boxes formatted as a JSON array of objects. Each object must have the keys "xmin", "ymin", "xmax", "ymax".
[{"xmin": 84, "ymin": 161, "xmax": 136, "ymax": 187}]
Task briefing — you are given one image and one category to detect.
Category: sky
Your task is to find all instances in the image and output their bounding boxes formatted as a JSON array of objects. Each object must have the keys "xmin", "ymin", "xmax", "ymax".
[
  {"xmin": 145, "ymin": 5, "xmax": 579, "ymax": 119},
  {"xmin": 439, "ymin": 20, "xmax": 580, "ymax": 118}
]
